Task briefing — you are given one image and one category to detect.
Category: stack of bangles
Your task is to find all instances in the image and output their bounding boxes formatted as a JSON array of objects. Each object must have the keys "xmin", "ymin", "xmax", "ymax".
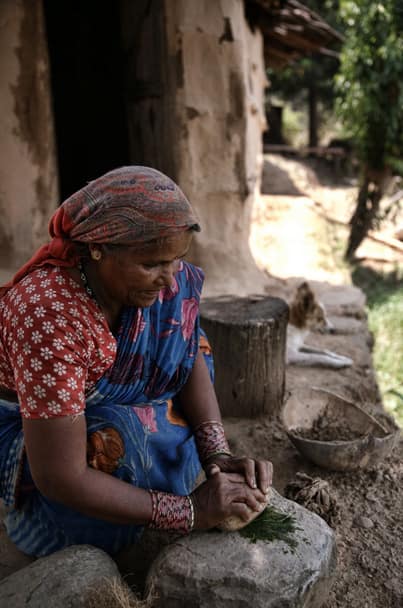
[
  {"xmin": 148, "ymin": 490, "xmax": 194, "ymax": 534},
  {"xmin": 193, "ymin": 419, "xmax": 232, "ymax": 465},
  {"xmin": 148, "ymin": 420, "xmax": 232, "ymax": 534}
]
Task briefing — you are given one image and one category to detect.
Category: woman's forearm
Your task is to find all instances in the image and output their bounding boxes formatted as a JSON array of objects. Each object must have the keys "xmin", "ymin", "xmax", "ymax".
[
  {"xmin": 178, "ymin": 351, "xmax": 232, "ymax": 466},
  {"xmin": 38, "ymin": 464, "xmax": 153, "ymax": 525},
  {"xmin": 178, "ymin": 350, "xmax": 223, "ymax": 427},
  {"xmin": 23, "ymin": 416, "xmax": 153, "ymax": 525},
  {"xmin": 22, "ymin": 351, "xmax": 224, "ymax": 527},
  {"xmin": 23, "ymin": 414, "xmax": 196, "ymax": 532}
]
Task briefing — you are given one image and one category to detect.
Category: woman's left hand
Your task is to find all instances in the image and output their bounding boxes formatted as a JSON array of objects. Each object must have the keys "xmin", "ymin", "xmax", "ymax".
[{"xmin": 205, "ymin": 455, "xmax": 273, "ymax": 495}]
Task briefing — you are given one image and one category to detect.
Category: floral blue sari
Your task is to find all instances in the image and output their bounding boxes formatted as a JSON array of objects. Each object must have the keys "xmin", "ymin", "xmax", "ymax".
[{"xmin": 0, "ymin": 262, "xmax": 212, "ymax": 556}]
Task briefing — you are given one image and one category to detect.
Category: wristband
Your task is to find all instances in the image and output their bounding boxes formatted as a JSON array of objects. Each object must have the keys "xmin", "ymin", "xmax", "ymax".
[
  {"xmin": 193, "ymin": 420, "xmax": 232, "ymax": 464},
  {"xmin": 148, "ymin": 490, "xmax": 194, "ymax": 534}
]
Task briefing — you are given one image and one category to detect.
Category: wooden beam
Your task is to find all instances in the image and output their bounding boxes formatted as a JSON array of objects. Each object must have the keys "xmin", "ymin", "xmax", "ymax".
[{"xmin": 268, "ymin": 28, "xmax": 329, "ymax": 52}]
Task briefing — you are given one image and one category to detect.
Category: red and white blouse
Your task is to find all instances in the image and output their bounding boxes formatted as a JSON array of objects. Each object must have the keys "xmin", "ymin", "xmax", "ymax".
[{"xmin": 0, "ymin": 267, "xmax": 117, "ymax": 419}]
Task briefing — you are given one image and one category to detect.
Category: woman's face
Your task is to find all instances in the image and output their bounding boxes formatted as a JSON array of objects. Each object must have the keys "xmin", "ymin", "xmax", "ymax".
[{"xmin": 90, "ymin": 230, "xmax": 193, "ymax": 309}]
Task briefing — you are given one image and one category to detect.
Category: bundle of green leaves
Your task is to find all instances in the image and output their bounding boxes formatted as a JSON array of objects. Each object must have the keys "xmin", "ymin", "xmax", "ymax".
[{"xmin": 238, "ymin": 506, "xmax": 300, "ymax": 549}]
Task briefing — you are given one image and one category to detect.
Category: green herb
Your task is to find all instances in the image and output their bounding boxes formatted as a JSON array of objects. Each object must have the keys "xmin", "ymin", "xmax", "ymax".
[{"xmin": 238, "ymin": 506, "xmax": 299, "ymax": 549}]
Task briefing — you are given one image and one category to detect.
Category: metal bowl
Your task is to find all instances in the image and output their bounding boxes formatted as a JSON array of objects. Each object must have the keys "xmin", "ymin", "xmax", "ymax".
[{"xmin": 282, "ymin": 387, "xmax": 400, "ymax": 471}]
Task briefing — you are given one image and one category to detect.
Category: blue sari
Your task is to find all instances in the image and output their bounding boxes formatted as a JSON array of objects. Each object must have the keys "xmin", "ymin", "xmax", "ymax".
[{"xmin": 0, "ymin": 262, "xmax": 212, "ymax": 556}]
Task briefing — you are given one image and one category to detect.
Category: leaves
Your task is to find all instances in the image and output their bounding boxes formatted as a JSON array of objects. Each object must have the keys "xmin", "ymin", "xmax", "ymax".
[
  {"xmin": 267, "ymin": 1, "xmax": 344, "ymax": 114},
  {"xmin": 238, "ymin": 506, "xmax": 300, "ymax": 549},
  {"xmin": 336, "ymin": 0, "xmax": 403, "ymax": 171}
]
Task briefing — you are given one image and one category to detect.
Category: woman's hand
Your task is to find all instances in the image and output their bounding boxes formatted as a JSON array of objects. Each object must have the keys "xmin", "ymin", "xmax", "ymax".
[
  {"xmin": 204, "ymin": 454, "xmax": 273, "ymax": 495},
  {"xmin": 191, "ymin": 465, "xmax": 268, "ymax": 530}
]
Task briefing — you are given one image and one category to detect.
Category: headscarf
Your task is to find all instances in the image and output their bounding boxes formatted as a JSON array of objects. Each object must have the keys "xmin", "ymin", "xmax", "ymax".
[{"xmin": 1, "ymin": 166, "xmax": 200, "ymax": 296}]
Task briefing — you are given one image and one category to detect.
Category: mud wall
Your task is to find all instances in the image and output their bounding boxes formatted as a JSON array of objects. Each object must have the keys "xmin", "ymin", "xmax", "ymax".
[
  {"xmin": 0, "ymin": 0, "xmax": 267, "ymax": 289},
  {"xmin": 0, "ymin": 0, "xmax": 58, "ymax": 268},
  {"xmin": 122, "ymin": 0, "xmax": 268, "ymax": 296},
  {"xmin": 165, "ymin": 0, "xmax": 268, "ymax": 295}
]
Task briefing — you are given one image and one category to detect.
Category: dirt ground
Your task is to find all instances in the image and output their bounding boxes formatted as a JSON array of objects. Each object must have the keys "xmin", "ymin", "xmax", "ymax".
[{"xmin": 224, "ymin": 154, "xmax": 403, "ymax": 608}]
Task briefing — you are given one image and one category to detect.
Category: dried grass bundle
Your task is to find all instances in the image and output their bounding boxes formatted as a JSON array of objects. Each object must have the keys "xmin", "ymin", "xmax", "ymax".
[{"xmin": 85, "ymin": 577, "xmax": 156, "ymax": 608}]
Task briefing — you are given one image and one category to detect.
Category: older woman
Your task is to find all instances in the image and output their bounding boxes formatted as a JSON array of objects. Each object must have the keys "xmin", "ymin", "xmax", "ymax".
[{"xmin": 0, "ymin": 166, "xmax": 272, "ymax": 556}]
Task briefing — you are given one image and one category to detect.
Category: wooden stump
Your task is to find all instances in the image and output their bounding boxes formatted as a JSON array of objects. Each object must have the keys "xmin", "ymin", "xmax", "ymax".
[{"xmin": 200, "ymin": 296, "xmax": 289, "ymax": 418}]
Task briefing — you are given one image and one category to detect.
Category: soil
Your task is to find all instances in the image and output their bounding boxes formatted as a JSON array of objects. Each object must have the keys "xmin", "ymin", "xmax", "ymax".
[
  {"xmin": 294, "ymin": 420, "xmax": 365, "ymax": 442},
  {"xmin": 292, "ymin": 405, "xmax": 398, "ymax": 442},
  {"xmin": 224, "ymin": 154, "xmax": 403, "ymax": 608}
]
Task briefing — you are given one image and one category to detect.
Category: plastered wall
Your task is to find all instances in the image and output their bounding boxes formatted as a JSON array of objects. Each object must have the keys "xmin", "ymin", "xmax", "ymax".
[
  {"xmin": 0, "ymin": 0, "xmax": 58, "ymax": 269},
  {"xmin": 164, "ymin": 0, "xmax": 268, "ymax": 296},
  {"xmin": 0, "ymin": 0, "xmax": 268, "ymax": 295}
]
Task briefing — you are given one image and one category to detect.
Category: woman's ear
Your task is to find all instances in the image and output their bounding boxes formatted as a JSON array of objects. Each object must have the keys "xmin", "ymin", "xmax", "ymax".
[{"xmin": 88, "ymin": 243, "xmax": 102, "ymax": 261}]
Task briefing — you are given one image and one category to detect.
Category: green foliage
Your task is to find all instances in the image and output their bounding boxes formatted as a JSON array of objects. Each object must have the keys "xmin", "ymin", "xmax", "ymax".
[
  {"xmin": 266, "ymin": 1, "xmax": 343, "ymax": 145},
  {"xmin": 268, "ymin": 55, "xmax": 339, "ymax": 112},
  {"xmin": 238, "ymin": 506, "xmax": 300, "ymax": 549},
  {"xmin": 305, "ymin": 0, "xmax": 341, "ymax": 23},
  {"xmin": 370, "ymin": 287, "xmax": 403, "ymax": 426},
  {"xmin": 351, "ymin": 265, "xmax": 403, "ymax": 426},
  {"xmin": 282, "ymin": 105, "xmax": 307, "ymax": 146},
  {"xmin": 267, "ymin": 0, "xmax": 343, "ymax": 102},
  {"xmin": 335, "ymin": 1, "xmax": 403, "ymax": 170}
]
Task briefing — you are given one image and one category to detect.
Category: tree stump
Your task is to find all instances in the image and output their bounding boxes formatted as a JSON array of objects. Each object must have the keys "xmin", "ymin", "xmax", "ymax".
[{"xmin": 200, "ymin": 296, "xmax": 289, "ymax": 418}]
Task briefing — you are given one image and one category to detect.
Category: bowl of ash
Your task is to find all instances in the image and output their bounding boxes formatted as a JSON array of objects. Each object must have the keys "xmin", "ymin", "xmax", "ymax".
[{"xmin": 282, "ymin": 387, "xmax": 400, "ymax": 471}]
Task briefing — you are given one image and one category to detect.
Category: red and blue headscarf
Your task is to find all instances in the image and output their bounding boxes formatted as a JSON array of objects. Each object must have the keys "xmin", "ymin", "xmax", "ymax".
[{"xmin": 1, "ymin": 166, "xmax": 200, "ymax": 296}]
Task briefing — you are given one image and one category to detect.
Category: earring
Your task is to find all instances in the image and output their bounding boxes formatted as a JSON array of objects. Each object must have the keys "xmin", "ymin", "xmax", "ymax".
[{"xmin": 91, "ymin": 250, "xmax": 102, "ymax": 261}]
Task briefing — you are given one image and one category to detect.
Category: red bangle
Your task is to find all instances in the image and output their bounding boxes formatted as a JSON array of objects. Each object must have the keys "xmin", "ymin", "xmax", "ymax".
[
  {"xmin": 148, "ymin": 491, "xmax": 194, "ymax": 534},
  {"xmin": 193, "ymin": 420, "xmax": 232, "ymax": 464}
]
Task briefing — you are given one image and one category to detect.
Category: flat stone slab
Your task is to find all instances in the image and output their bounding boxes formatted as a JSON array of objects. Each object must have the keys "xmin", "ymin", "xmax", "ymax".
[
  {"xmin": 146, "ymin": 490, "xmax": 336, "ymax": 608},
  {"xmin": 0, "ymin": 544, "xmax": 121, "ymax": 607}
]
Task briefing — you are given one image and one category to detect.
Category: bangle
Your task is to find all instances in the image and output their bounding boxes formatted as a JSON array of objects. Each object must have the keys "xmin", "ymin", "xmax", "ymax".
[
  {"xmin": 187, "ymin": 494, "xmax": 195, "ymax": 531},
  {"xmin": 193, "ymin": 419, "xmax": 223, "ymax": 432},
  {"xmin": 193, "ymin": 420, "xmax": 232, "ymax": 464},
  {"xmin": 148, "ymin": 490, "xmax": 194, "ymax": 534},
  {"xmin": 203, "ymin": 450, "xmax": 232, "ymax": 463}
]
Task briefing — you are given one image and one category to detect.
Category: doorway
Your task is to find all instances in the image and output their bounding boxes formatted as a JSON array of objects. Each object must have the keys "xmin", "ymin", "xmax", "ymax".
[{"xmin": 43, "ymin": 0, "xmax": 130, "ymax": 200}]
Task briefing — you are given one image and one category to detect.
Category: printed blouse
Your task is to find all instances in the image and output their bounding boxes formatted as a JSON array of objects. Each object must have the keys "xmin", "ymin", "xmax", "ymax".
[{"xmin": 0, "ymin": 262, "xmax": 202, "ymax": 419}]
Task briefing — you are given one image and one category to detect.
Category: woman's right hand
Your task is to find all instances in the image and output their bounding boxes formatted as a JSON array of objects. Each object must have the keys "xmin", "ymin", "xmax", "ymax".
[{"xmin": 191, "ymin": 464, "xmax": 268, "ymax": 530}]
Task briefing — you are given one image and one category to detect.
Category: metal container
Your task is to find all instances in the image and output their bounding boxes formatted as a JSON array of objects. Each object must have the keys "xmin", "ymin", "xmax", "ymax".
[{"xmin": 282, "ymin": 387, "xmax": 400, "ymax": 471}]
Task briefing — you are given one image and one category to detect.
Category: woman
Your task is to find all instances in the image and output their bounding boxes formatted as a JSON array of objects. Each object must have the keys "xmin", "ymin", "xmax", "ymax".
[{"xmin": 0, "ymin": 166, "xmax": 272, "ymax": 557}]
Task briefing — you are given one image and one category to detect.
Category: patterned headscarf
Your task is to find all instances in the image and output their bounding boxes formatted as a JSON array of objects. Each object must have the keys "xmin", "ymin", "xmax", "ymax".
[{"xmin": 1, "ymin": 166, "xmax": 200, "ymax": 295}]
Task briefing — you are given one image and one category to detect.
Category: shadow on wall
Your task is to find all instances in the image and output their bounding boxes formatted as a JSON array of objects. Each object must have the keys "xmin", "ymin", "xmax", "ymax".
[{"xmin": 261, "ymin": 158, "xmax": 304, "ymax": 196}]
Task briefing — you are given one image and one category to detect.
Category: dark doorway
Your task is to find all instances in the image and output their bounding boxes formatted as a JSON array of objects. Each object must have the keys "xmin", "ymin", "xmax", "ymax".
[{"xmin": 43, "ymin": 0, "xmax": 130, "ymax": 200}]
